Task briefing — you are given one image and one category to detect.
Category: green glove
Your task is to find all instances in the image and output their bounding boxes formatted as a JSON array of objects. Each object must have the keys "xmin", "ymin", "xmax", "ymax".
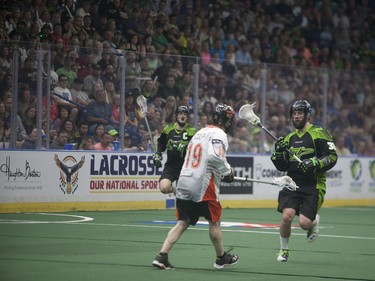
[
  {"xmin": 298, "ymin": 156, "xmax": 320, "ymax": 173},
  {"xmin": 152, "ymin": 152, "xmax": 163, "ymax": 168},
  {"xmin": 177, "ymin": 142, "xmax": 187, "ymax": 152}
]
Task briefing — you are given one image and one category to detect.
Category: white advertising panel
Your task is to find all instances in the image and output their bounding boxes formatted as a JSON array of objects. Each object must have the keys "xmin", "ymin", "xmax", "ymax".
[
  {"xmin": 250, "ymin": 156, "xmax": 375, "ymax": 199},
  {"xmin": 0, "ymin": 151, "xmax": 165, "ymax": 203},
  {"xmin": 1, "ymin": 151, "xmax": 374, "ymax": 210}
]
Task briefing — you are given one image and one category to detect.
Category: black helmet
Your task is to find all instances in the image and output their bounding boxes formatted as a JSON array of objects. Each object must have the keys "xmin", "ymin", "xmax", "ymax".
[
  {"xmin": 289, "ymin": 100, "xmax": 312, "ymax": 129},
  {"xmin": 212, "ymin": 104, "xmax": 235, "ymax": 132},
  {"xmin": 289, "ymin": 100, "xmax": 312, "ymax": 118},
  {"xmin": 175, "ymin": 105, "xmax": 189, "ymax": 116}
]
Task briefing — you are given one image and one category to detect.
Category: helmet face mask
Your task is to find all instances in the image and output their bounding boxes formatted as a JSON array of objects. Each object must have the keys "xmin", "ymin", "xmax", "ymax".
[
  {"xmin": 212, "ymin": 104, "xmax": 236, "ymax": 133},
  {"xmin": 175, "ymin": 105, "xmax": 189, "ymax": 126},
  {"xmin": 290, "ymin": 100, "xmax": 312, "ymax": 129}
]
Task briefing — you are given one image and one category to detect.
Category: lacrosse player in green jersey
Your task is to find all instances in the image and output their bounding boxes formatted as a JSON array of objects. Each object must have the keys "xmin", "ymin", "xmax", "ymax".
[
  {"xmin": 271, "ymin": 100, "xmax": 338, "ymax": 262},
  {"xmin": 152, "ymin": 105, "xmax": 196, "ymax": 194}
]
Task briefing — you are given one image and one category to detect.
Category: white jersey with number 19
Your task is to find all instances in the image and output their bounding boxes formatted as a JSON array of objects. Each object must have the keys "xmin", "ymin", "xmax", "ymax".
[{"xmin": 176, "ymin": 125, "xmax": 232, "ymax": 202}]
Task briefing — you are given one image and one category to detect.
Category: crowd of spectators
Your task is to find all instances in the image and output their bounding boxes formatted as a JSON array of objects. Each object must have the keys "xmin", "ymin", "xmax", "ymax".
[{"xmin": 0, "ymin": 0, "xmax": 374, "ymax": 156}]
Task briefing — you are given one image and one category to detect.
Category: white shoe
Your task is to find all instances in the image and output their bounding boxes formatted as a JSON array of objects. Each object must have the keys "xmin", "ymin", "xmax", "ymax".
[
  {"xmin": 307, "ymin": 214, "xmax": 320, "ymax": 242},
  {"xmin": 276, "ymin": 249, "xmax": 290, "ymax": 262}
]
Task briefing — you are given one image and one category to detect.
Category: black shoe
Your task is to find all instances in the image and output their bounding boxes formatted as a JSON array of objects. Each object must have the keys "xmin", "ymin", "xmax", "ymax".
[
  {"xmin": 152, "ymin": 254, "xmax": 175, "ymax": 270},
  {"xmin": 213, "ymin": 250, "xmax": 239, "ymax": 269}
]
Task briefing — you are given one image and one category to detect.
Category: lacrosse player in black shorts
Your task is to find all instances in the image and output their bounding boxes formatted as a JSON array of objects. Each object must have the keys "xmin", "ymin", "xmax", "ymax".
[
  {"xmin": 271, "ymin": 100, "xmax": 338, "ymax": 262},
  {"xmin": 152, "ymin": 104, "xmax": 239, "ymax": 270},
  {"xmin": 152, "ymin": 105, "xmax": 196, "ymax": 194}
]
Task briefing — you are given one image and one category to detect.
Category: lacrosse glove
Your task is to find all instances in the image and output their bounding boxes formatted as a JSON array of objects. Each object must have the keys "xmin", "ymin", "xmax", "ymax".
[
  {"xmin": 177, "ymin": 142, "xmax": 187, "ymax": 156},
  {"xmin": 152, "ymin": 152, "xmax": 163, "ymax": 168},
  {"xmin": 221, "ymin": 168, "xmax": 234, "ymax": 183},
  {"xmin": 274, "ymin": 137, "xmax": 288, "ymax": 152},
  {"xmin": 297, "ymin": 156, "xmax": 319, "ymax": 173}
]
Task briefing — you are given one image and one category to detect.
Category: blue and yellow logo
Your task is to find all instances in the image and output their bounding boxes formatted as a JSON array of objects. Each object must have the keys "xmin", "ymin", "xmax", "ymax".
[{"xmin": 54, "ymin": 154, "xmax": 85, "ymax": 194}]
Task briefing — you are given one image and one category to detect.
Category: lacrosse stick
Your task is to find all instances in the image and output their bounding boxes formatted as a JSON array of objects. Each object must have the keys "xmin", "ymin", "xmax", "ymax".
[
  {"xmin": 136, "ymin": 95, "xmax": 156, "ymax": 151},
  {"xmin": 136, "ymin": 77, "xmax": 152, "ymax": 80},
  {"xmin": 239, "ymin": 103, "xmax": 302, "ymax": 163},
  {"xmin": 152, "ymin": 75, "xmax": 158, "ymax": 92},
  {"xmin": 234, "ymin": 176, "xmax": 299, "ymax": 191}
]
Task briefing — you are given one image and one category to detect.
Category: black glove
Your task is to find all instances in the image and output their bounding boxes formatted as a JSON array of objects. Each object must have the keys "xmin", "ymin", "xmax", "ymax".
[
  {"xmin": 152, "ymin": 152, "xmax": 163, "ymax": 168},
  {"xmin": 274, "ymin": 137, "xmax": 288, "ymax": 153},
  {"xmin": 221, "ymin": 168, "xmax": 234, "ymax": 183},
  {"xmin": 297, "ymin": 156, "xmax": 320, "ymax": 173}
]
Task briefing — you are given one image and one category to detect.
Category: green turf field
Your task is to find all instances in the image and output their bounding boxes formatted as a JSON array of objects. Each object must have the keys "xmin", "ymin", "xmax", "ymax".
[{"xmin": 0, "ymin": 207, "xmax": 374, "ymax": 281}]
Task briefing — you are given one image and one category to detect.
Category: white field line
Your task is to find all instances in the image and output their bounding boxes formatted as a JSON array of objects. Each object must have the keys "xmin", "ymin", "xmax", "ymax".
[
  {"xmin": 0, "ymin": 213, "xmax": 374, "ymax": 240},
  {"xmin": 0, "ymin": 212, "xmax": 93, "ymax": 224},
  {"xmin": 332, "ymin": 207, "xmax": 375, "ymax": 212},
  {"xmin": 70, "ymin": 222, "xmax": 375, "ymax": 240}
]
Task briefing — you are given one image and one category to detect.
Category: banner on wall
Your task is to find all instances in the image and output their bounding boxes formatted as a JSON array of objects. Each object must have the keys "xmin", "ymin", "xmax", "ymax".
[
  {"xmin": 87, "ymin": 153, "xmax": 161, "ymax": 193},
  {"xmin": 251, "ymin": 156, "xmax": 375, "ymax": 199},
  {"xmin": 220, "ymin": 156, "xmax": 254, "ymax": 194},
  {"xmin": 324, "ymin": 157, "xmax": 375, "ymax": 197},
  {"xmin": 0, "ymin": 151, "xmax": 374, "ymax": 204},
  {"xmin": 0, "ymin": 151, "xmax": 164, "ymax": 203}
]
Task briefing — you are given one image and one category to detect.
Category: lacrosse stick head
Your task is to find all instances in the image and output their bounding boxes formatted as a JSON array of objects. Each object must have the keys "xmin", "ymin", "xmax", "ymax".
[
  {"xmin": 136, "ymin": 95, "xmax": 148, "ymax": 115},
  {"xmin": 238, "ymin": 103, "xmax": 261, "ymax": 126},
  {"xmin": 272, "ymin": 176, "xmax": 299, "ymax": 191}
]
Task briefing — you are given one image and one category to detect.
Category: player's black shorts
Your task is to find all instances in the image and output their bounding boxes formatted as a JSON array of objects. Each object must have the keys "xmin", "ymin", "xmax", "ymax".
[
  {"xmin": 159, "ymin": 165, "xmax": 181, "ymax": 183},
  {"xmin": 176, "ymin": 199, "xmax": 222, "ymax": 226},
  {"xmin": 277, "ymin": 189, "xmax": 318, "ymax": 221}
]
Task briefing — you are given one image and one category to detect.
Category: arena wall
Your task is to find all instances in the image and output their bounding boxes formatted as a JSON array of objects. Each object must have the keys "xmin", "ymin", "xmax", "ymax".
[{"xmin": 0, "ymin": 151, "xmax": 374, "ymax": 213}]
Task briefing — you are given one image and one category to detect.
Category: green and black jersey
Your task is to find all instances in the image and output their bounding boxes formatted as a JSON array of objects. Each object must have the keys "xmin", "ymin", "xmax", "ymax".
[
  {"xmin": 271, "ymin": 124, "xmax": 338, "ymax": 194},
  {"xmin": 157, "ymin": 122, "xmax": 196, "ymax": 168}
]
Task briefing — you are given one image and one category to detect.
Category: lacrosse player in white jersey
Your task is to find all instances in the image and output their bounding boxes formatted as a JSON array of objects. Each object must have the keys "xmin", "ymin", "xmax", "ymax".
[{"xmin": 152, "ymin": 104, "xmax": 239, "ymax": 270}]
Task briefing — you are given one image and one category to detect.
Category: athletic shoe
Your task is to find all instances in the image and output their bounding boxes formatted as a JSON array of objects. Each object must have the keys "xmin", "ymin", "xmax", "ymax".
[
  {"xmin": 152, "ymin": 254, "xmax": 175, "ymax": 270},
  {"xmin": 276, "ymin": 249, "xmax": 290, "ymax": 262},
  {"xmin": 307, "ymin": 214, "xmax": 320, "ymax": 242},
  {"xmin": 213, "ymin": 250, "xmax": 239, "ymax": 269}
]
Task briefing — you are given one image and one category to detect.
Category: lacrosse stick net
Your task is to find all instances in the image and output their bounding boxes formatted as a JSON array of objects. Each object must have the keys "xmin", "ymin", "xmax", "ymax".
[
  {"xmin": 233, "ymin": 176, "xmax": 299, "ymax": 191},
  {"xmin": 272, "ymin": 176, "xmax": 298, "ymax": 191},
  {"xmin": 136, "ymin": 95, "xmax": 156, "ymax": 151},
  {"xmin": 238, "ymin": 103, "xmax": 261, "ymax": 126},
  {"xmin": 238, "ymin": 103, "xmax": 302, "ymax": 163},
  {"xmin": 136, "ymin": 95, "xmax": 148, "ymax": 116}
]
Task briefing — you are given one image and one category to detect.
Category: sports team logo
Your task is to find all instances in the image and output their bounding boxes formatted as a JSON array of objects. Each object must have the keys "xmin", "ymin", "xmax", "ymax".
[
  {"xmin": 349, "ymin": 159, "xmax": 364, "ymax": 193},
  {"xmin": 370, "ymin": 160, "xmax": 375, "ymax": 181},
  {"xmin": 54, "ymin": 155, "xmax": 85, "ymax": 194},
  {"xmin": 350, "ymin": 159, "xmax": 362, "ymax": 181},
  {"xmin": 369, "ymin": 160, "xmax": 375, "ymax": 192}
]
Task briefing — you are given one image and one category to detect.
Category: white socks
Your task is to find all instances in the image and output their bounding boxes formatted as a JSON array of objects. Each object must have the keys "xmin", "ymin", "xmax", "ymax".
[{"xmin": 280, "ymin": 236, "xmax": 289, "ymax": 249}]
